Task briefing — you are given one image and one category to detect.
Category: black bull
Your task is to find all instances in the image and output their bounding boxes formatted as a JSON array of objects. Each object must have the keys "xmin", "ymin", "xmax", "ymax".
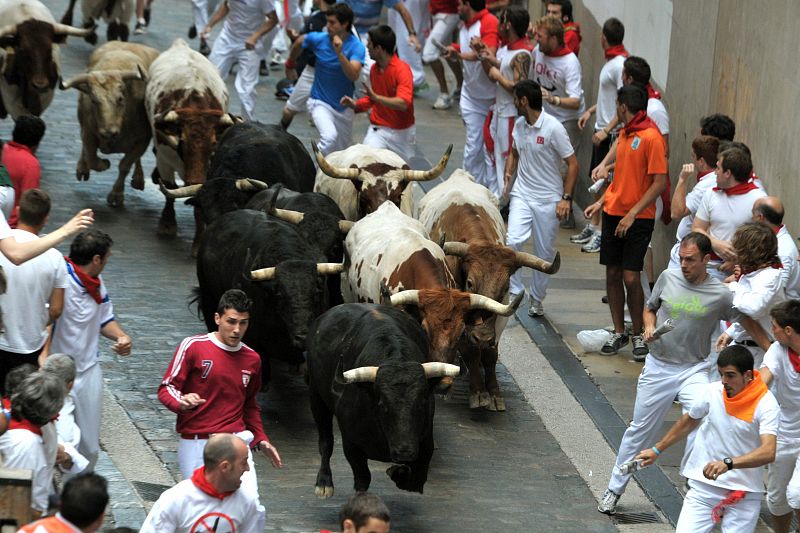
[{"xmin": 307, "ymin": 303, "xmax": 459, "ymax": 497}]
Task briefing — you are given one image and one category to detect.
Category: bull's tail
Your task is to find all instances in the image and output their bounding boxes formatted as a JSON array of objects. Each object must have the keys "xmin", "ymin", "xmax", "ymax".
[{"xmin": 189, "ymin": 287, "xmax": 204, "ymax": 321}]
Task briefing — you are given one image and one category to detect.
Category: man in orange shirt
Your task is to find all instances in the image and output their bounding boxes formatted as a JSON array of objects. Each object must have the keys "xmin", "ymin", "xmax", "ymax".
[
  {"xmin": 19, "ymin": 472, "xmax": 108, "ymax": 532},
  {"xmin": 584, "ymin": 84, "xmax": 667, "ymax": 356},
  {"xmin": 341, "ymin": 25, "xmax": 416, "ymax": 163}
]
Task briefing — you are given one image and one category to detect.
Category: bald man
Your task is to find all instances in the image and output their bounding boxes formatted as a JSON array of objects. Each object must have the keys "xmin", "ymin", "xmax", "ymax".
[
  {"xmin": 753, "ymin": 196, "xmax": 800, "ymax": 299},
  {"xmin": 141, "ymin": 434, "xmax": 261, "ymax": 533}
]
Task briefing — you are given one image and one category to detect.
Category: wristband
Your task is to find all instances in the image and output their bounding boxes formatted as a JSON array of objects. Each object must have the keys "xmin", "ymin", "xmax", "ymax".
[
  {"xmin": 652, "ymin": 446, "xmax": 661, "ymax": 456},
  {"xmin": 285, "ymin": 58, "xmax": 296, "ymax": 69}
]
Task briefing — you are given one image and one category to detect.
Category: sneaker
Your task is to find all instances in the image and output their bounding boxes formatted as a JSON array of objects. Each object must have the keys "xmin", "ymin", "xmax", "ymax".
[
  {"xmin": 570, "ymin": 224, "xmax": 594, "ymax": 244},
  {"xmin": 188, "ymin": 24, "xmax": 197, "ymax": 39},
  {"xmin": 134, "ymin": 18, "xmax": 146, "ymax": 35},
  {"xmin": 413, "ymin": 81, "xmax": 430, "ymax": 96},
  {"xmin": 597, "ymin": 489, "xmax": 620, "ymax": 515},
  {"xmin": 433, "ymin": 93, "xmax": 452, "ymax": 110},
  {"xmin": 581, "ymin": 231, "xmax": 601, "ymax": 253},
  {"xmin": 632, "ymin": 335, "xmax": 649, "ymax": 361},
  {"xmin": 259, "ymin": 60, "xmax": 269, "ymax": 77},
  {"xmin": 528, "ymin": 299, "xmax": 544, "ymax": 317},
  {"xmin": 452, "ymin": 87, "xmax": 461, "ymax": 100},
  {"xmin": 199, "ymin": 38, "xmax": 211, "ymax": 56},
  {"xmin": 601, "ymin": 333, "xmax": 629, "ymax": 355}
]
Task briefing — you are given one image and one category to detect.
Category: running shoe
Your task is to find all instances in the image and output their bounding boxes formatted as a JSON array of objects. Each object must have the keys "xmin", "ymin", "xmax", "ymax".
[
  {"xmin": 199, "ymin": 38, "xmax": 211, "ymax": 56},
  {"xmin": 528, "ymin": 299, "xmax": 544, "ymax": 317},
  {"xmin": 134, "ymin": 18, "xmax": 146, "ymax": 35},
  {"xmin": 632, "ymin": 335, "xmax": 649, "ymax": 361},
  {"xmin": 188, "ymin": 24, "xmax": 197, "ymax": 39},
  {"xmin": 413, "ymin": 81, "xmax": 430, "ymax": 96},
  {"xmin": 601, "ymin": 333, "xmax": 629, "ymax": 355},
  {"xmin": 570, "ymin": 224, "xmax": 594, "ymax": 244},
  {"xmin": 581, "ymin": 231, "xmax": 601, "ymax": 253},
  {"xmin": 597, "ymin": 489, "xmax": 620, "ymax": 515},
  {"xmin": 433, "ymin": 93, "xmax": 452, "ymax": 110}
]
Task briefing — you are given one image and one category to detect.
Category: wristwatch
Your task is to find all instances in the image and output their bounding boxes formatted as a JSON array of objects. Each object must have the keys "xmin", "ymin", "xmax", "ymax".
[
  {"xmin": 723, "ymin": 457, "xmax": 734, "ymax": 470},
  {"xmin": 562, "ymin": 194, "xmax": 572, "ymax": 202}
]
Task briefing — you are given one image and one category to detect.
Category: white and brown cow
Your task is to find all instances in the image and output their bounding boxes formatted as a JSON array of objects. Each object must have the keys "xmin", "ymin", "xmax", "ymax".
[
  {"xmin": 313, "ymin": 143, "xmax": 452, "ymax": 221},
  {"xmin": 145, "ymin": 38, "xmax": 238, "ymax": 250},
  {"xmin": 61, "ymin": 41, "xmax": 159, "ymax": 207},
  {"xmin": 0, "ymin": 0, "xmax": 90, "ymax": 119},
  {"xmin": 60, "ymin": 0, "xmax": 135, "ymax": 43},
  {"xmin": 418, "ymin": 169, "xmax": 560, "ymax": 411},
  {"xmin": 343, "ymin": 201, "xmax": 521, "ymax": 379}
]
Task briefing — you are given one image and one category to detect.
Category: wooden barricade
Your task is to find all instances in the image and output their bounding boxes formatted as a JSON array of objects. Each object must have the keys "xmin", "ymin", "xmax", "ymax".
[{"xmin": 0, "ymin": 467, "xmax": 33, "ymax": 530}]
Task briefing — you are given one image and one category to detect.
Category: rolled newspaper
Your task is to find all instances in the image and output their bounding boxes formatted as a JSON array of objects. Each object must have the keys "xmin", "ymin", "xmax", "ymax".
[{"xmin": 651, "ymin": 318, "xmax": 676, "ymax": 340}]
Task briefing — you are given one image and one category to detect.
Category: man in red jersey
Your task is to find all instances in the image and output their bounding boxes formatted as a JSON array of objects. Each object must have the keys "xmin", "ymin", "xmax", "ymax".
[{"xmin": 158, "ymin": 289, "xmax": 282, "ymax": 532}]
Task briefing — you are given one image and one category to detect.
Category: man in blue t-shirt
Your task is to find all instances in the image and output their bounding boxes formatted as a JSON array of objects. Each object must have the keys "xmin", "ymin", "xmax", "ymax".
[{"xmin": 286, "ymin": 3, "xmax": 366, "ymax": 154}]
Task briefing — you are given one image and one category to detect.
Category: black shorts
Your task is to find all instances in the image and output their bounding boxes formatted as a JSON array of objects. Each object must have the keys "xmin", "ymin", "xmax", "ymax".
[{"xmin": 599, "ymin": 212, "xmax": 655, "ymax": 271}]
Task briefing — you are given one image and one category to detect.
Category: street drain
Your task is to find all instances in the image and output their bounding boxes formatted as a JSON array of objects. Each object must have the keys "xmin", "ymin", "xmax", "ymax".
[
  {"xmin": 132, "ymin": 480, "xmax": 171, "ymax": 502},
  {"xmin": 614, "ymin": 512, "xmax": 661, "ymax": 524}
]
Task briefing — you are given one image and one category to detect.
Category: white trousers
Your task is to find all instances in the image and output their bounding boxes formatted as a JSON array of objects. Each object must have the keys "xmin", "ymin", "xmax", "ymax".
[
  {"xmin": 461, "ymin": 105, "xmax": 493, "ymax": 191},
  {"xmin": 285, "ymin": 66, "xmax": 314, "ymax": 113},
  {"xmin": 608, "ymin": 356, "xmax": 711, "ymax": 495},
  {"xmin": 308, "ymin": 98, "xmax": 353, "ymax": 155},
  {"xmin": 191, "ymin": 0, "xmax": 219, "ymax": 32},
  {"xmin": 72, "ymin": 363, "xmax": 103, "ymax": 471},
  {"xmin": 767, "ymin": 436, "xmax": 800, "ymax": 515},
  {"xmin": 210, "ymin": 29, "xmax": 277, "ymax": 121},
  {"xmin": 387, "ymin": 0, "xmax": 429, "ymax": 87},
  {"xmin": 489, "ymin": 112, "xmax": 515, "ymax": 199},
  {"xmin": 677, "ymin": 479, "xmax": 761, "ymax": 533},
  {"xmin": 422, "ymin": 12, "xmax": 459, "ymax": 63},
  {"xmin": 0, "ymin": 185, "xmax": 14, "ymax": 219},
  {"xmin": 178, "ymin": 430, "xmax": 266, "ymax": 532},
  {"xmin": 363, "ymin": 124, "xmax": 416, "ymax": 163},
  {"xmin": 506, "ymin": 196, "xmax": 559, "ymax": 302}
]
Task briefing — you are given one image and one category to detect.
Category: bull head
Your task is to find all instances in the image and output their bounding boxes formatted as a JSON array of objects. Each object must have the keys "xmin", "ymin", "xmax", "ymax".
[
  {"xmin": 389, "ymin": 290, "xmax": 524, "ymax": 317},
  {"xmin": 249, "ymin": 263, "xmax": 345, "ymax": 281},
  {"xmin": 443, "ymin": 242, "xmax": 562, "ymax": 275},
  {"xmin": 341, "ymin": 362, "xmax": 460, "ymax": 383},
  {"xmin": 312, "ymin": 142, "xmax": 454, "ymax": 183}
]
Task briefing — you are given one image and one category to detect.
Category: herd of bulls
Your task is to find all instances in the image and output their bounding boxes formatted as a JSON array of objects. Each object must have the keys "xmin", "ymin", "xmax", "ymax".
[{"xmin": 3, "ymin": 0, "xmax": 562, "ymax": 498}]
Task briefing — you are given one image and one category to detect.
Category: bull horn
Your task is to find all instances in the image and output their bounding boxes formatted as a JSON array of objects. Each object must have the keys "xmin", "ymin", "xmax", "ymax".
[
  {"xmin": 389, "ymin": 290, "xmax": 420, "ymax": 307},
  {"xmin": 311, "ymin": 141, "xmax": 361, "ymax": 179},
  {"xmin": 342, "ymin": 366, "xmax": 379, "ymax": 383},
  {"xmin": 401, "ymin": 144, "xmax": 453, "ymax": 182},
  {"xmin": 0, "ymin": 24, "xmax": 17, "ymax": 38},
  {"xmin": 158, "ymin": 181, "xmax": 202, "ymax": 198},
  {"xmin": 235, "ymin": 178, "xmax": 269, "ymax": 191},
  {"xmin": 154, "ymin": 110, "xmax": 179, "ymax": 123},
  {"xmin": 219, "ymin": 113, "xmax": 235, "ymax": 126},
  {"xmin": 468, "ymin": 292, "xmax": 523, "ymax": 316},
  {"xmin": 338, "ymin": 220, "xmax": 354, "ymax": 233},
  {"xmin": 317, "ymin": 263, "xmax": 345, "ymax": 275},
  {"xmin": 515, "ymin": 250, "xmax": 561, "ymax": 275},
  {"xmin": 121, "ymin": 68, "xmax": 143, "ymax": 81},
  {"xmin": 51, "ymin": 23, "xmax": 93, "ymax": 37},
  {"xmin": 250, "ymin": 266, "xmax": 276, "ymax": 281},
  {"xmin": 270, "ymin": 207, "xmax": 304, "ymax": 225},
  {"xmin": 421, "ymin": 362, "xmax": 461, "ymax": 379},
  {"xmin": 136, "ymin": 63, "xmax": 148, "ymax": 82},
  {"xmin": 442, "ymin": 241, "xmax": 469, "ymax": 257},
  {"xmin": 59, "ymin": 73, "xmax": 91, "ymax": 90}
]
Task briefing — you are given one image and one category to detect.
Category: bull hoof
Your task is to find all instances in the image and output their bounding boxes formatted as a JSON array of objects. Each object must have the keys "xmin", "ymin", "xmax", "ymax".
[
  {"xmin": 84, "ymin": 31, "xmax": 98, "ymax": 45},
  {"xmin": 76, "ymin": 169, "xmax": 90, "ymax": 181},
  {"xmin": 60, "ymin": 13, "xmax": 73, "ymax": 25},
  {"xmin": 469, "ymin": 392, "xmax": 481, "ymax": 409},
  {"xmin": 131, "ymin": 171, "xmax": 145, "ymax": 191},
  {"xmin": 387, "ymin": 465, "xmax": 422, "ymax": 493},
  {"xmin": 106, "ymin": 191, "xmax": 124, "ymax": 207},
  {"xmin": 314, "ymin": 485, "xmax": 334, "ymax": 499},
  {"xmin": 478, "ymin": 392, "xmax": 491, "ymax": 408},
  {"xmin": 157, "ymin": 221, "xmax": 177, "ymax": 237},
  {"xmin": 93, "ymin": 159, "xmax": 110, "ymax": 172},
  {"xmin": 486, "ymin": 395, "xmax": 506, "ymax": 412}
]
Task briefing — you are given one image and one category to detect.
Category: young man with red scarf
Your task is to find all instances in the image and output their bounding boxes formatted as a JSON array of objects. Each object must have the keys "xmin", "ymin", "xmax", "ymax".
[
  {"xmin": 692, "ymin": 146, "xmax": 767, "ymax": 281},
  {"xmin": 760, "ymin": 300, "xmax": 800, "ymax": 533},
  {"xmin": 636, "ymin": 345, "xmax": 778, "ymax": 532},
  {"xmin": 545, "ymin": 0, "xmax": 580, "ymax": 55},
  {"xmin": 48, "ymin": 229, "xmax": 132, "ymax": 474},
  {"xmin": 140, "ymin": 433, "xmax": 262, "ymax": 533},
  {"xmin": 477, "ymin": 5, "xmax": 532, "ymax": 200}
]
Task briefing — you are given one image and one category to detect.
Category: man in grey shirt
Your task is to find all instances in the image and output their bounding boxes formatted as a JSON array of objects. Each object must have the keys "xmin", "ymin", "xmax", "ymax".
[{"xmin": 599, "ymin": 232, "xmax": 741, "ymax": 514}]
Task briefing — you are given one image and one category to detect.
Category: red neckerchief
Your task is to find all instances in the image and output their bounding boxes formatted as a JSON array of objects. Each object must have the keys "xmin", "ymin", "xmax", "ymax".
[
  {"xmin": 546, "ymin": 44, "xmax": 571, "ymax": 57},
  {"xmin": 713, "ymin": 180, "xmax": 759, "ymax": 195},
  {"xmin": 788, "ymin": 347, "xmax": 800, "ymax": 373},
  {"xmin": 1, "ymin": 397, "xmax": 9, "ymax": 410},
  {"xmin": 507, "ymin": 36, "xmax": 534, "ymax": 51},
  {"xmin": 604, "ymin": 44, "xmax": 628, "ymax": 59},
  {"xmin": 9, "ymin": 417, "xmax": 43, "ymax": 436},
  {"xmin": 646, "ymin": 83, "xmax": 661, "ymax": 100},
  {"xmin": 697, "ymin": 169, "xmax": 715, "ymax": 182},
  {"xmin": 465, "ymin": 8, "xmax": 489, "ymax": 27},
  {"xmin": 623, "ymin": 110, "xmax": 659, "ymax": 134},
  {"xmin": 65, "ymin": 257, "xmax": 103, "ymax": 304},
  {"xmin": 712, "ymin": 490, "xmax": 747, "ymax": 523},
  {"xmin": 191, "ymin": 466, "xmax": 235, "ymax": 500},
  {"xmin": 775, "ymin": 224, "xmax": 784, "ymax": 235}
]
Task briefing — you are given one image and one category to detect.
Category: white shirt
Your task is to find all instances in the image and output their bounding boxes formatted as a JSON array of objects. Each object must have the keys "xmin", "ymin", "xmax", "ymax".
[
  {"xmin": 594, "ymin": 55, "xmax": 625, "ymax": 131},
  {"xmin": 683, "ymin": 381, "xmax": 779, "ymax": 492},
  {"xmin": 530, "ymin": 49, "xmax": 584, "ymax": 122},
  {"xmin": 49, "ymin": 262, "xmax": 114, "ymax": 373},
  {"xmin": 55, "ymin": 394, "xmax": 81, "ymax": 449},
  {"xmin": 675, "ymin": 171, "xmax": 716, "ymax": 242},
  {"xmin": 776, "ymin": 225, "xmax": 800, "ymax": 299},
  {"xmin": 725, "ymin": 267, "xmax": 785, "ymax": 342},
  {"xmin": 0, "ymin": 212, "xmax": 9, "ymax": 239},
  {"xmin": 510, "ymin": 112, "xmax": 574, "ymax": 202},
  {"xmin": 140, "ymin": 477, "xmax": 260, "ymax": 533},
  {"xmin": 494, "ymin": 46, "xmax": 530, "ymax": 118},
  {"xmin": 459, "ymin": 17, "xmax": 496, "ymax": 112},
  {"xmin": 222, "ymin": 0, "xmax": 275, "ymax": 41},
  {"xmin": 0, "ymin": 229, "xmax": 67, "ymax": 353},
  {"xmin": 0, "ymin": 428, "xmax": 50, "ymax": 511},
  {"xmin": 647, "ymin": 97, "xmax": 669, "ymax": 135},
  {"xmin": 762, "ymin": 341, "xmax": 800, "ymax": 441},
  {"xmin": 695, "ymin": 186, "xmax": 767, "ymax": 261}
]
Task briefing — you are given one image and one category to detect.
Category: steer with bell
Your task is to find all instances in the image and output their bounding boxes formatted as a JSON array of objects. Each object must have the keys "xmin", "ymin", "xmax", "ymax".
[{"xmin": 307, "ymin": 303, "xmax": 459, "ymax": 497}]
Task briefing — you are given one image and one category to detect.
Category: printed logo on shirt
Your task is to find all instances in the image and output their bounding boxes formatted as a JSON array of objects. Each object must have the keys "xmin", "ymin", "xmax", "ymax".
[
  {"xmin": 201, "ymin": 360, "xmax": 213, "ymax": 379},
  {"xmin": 536, "ymin": 136, "xmax": 545, "ymax": 144},
  {"xmin": 663, "ymin": 295, "xmax": 709, "ymax": 319},
  {"xmin": 631, "ymin": 136, "xmax": 641, "ymax": 150},
  {"xmin": 190, "ymin": 512, "xmax": 235, "ymax": 533},
  {"xmin": 242, "ymin": 370, "xmax": 252, "ymax": 387}
]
